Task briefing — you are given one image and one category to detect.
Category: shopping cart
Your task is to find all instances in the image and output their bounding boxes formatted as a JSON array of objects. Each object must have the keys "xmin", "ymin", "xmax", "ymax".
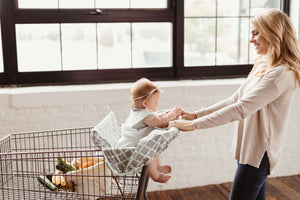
[{"xmin": 0, "ymin": 127, "xmax": 149, "ymax": 200}]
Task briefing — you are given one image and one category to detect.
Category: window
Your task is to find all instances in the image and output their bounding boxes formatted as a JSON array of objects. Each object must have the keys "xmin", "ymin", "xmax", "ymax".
[
  {"xmin": 18, "ymin": 0, "xmax": 168, "ymax": 9},
  {"xmin": 16, "ymin": 22, "xmax": 172, "ymax": 72},
  {"xmin": 0, "ymin": 0, "xmax": 288, "ymax": 85},
  {"xmin": 182, "ymin": 0, "xmax": 283, "ymax": 78},
  {"xmin": 290, "ymin": 0, "xmax": 299, "ymax": 36},
  {"xmin": 184, "ymin": 0, "xmax": 282, "ymax": 67}
]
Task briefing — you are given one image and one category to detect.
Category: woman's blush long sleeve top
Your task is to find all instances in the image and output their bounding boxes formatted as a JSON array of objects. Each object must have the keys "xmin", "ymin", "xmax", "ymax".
[{"xmin": 194, "ymin": 65, "xmax": 296, "ymax": 173}]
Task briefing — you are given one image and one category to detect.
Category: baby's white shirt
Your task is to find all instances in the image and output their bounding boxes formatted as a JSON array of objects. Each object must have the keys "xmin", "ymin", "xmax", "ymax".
[{"xmin": 116, "ymin": 108, "xmax": 154, "ymax": 147}]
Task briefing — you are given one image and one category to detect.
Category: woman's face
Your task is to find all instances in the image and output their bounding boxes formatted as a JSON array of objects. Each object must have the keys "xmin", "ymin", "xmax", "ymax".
[{"xmin": 250, "ymin": 24, "xmax": 268, "ymax": 55}]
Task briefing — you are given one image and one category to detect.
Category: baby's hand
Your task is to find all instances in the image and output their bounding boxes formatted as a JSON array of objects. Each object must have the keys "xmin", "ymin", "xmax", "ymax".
[{"xmin": 171, "ymin": 106, "xmax": 182, "ymax": 117}]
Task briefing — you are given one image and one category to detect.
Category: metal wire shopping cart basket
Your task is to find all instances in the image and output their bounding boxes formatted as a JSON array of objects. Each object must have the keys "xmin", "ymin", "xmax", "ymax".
[{"xmin": 0, "ymin": 127, "xmax": 149, "ymax": 200}]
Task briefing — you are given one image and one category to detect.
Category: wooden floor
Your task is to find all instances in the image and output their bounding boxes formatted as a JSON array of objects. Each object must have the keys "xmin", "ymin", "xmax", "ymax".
[{"xmin": 147, "ymin": 174, "xmax": 300, "ymax": 200}]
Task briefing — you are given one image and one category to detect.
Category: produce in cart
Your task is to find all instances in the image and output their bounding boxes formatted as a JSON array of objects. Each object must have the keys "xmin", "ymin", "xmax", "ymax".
[
  {"xmin": 56, "ymin": 158, "xmax": 76, "ymax": 173},
  {"xmin": 71, "ymin": 156, "xmax": 104, "ymax": 170},
  {"xmin": 37, "ymin": 175, "xmax": 59, "ymax": 192}
]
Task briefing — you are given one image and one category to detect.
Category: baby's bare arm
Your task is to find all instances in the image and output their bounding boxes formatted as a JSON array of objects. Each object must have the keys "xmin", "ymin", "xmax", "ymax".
[{"xmin": 143, "ymin": 106, "xmax": 182, "ymax": 128}]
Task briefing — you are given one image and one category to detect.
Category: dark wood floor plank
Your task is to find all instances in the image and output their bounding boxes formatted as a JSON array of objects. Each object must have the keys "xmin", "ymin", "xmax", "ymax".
[
  {"xmin": 187, "ymin": 185, "xmax": 227, "ymax": 200},
  {"xmin": 215, "ymin": 184, "xmax": 231, "ymax": 198},
  {"xmin": 266, "ymin": 178, "xmax": 300, "ymax": 200},
  {"xmin": 148, "ymin": 185, "xmax": 227, "ymax": 200},
  {"xmin": 148, "ymin": 190, "xmax": 178, "ymax": 200},
  {"xmin": 220, "ymin": 182, "xmax": 232, "ymax": 193},
  {"xmin": 147, "ymin": 174, "xmax": 300, "ymax": 200},
  {"xmin": 277, "ymin": 175, "xmax": 300, "ymax": 192},
  {"xmin": 265, "ymin": 179, "xmax": 291, "ymax": 200}
]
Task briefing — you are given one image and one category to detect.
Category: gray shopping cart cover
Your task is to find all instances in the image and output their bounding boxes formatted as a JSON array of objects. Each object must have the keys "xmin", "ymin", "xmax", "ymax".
[{"xmin": 92, "ymin": 111, "xmax": 179, "ymax": 175}]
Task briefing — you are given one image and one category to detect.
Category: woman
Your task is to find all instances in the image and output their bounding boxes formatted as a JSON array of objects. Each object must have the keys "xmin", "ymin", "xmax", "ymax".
[{"xmin": 169, "ymin": 9, "xmax": 300, "ymax": 200}]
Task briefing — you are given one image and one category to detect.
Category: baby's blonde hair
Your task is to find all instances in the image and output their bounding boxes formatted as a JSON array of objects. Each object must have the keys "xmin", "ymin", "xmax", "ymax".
[
  {"xmin": 251, "ymin": 9, "xmax": 300, "ymax": 86},
  {"xmin": 130, "ymin": 78, "xmax": 160, "ymax": 108}
]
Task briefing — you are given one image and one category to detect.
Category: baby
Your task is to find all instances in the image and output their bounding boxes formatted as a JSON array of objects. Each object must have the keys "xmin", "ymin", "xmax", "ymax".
[{"xmin": 117, "ymin": 78, "xmax": 181, "ymax": 183}]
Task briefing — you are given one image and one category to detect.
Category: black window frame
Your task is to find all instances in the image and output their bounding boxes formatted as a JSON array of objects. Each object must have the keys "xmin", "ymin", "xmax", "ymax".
[{"xmin": 0, "ymin": 0, "xmax": 290, "ymax": 86}]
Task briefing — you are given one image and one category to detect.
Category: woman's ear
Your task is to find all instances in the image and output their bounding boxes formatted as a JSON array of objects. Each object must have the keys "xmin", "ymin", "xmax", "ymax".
[{"xmin": 142, "ymin": 100, "xmax": 148, "ymax": 108}]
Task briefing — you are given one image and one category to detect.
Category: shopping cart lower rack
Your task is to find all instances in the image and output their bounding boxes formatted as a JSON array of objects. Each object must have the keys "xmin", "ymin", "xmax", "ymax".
[{"xmin": 0, "ymin": 127, "xmax": 149, "ymax": 200}]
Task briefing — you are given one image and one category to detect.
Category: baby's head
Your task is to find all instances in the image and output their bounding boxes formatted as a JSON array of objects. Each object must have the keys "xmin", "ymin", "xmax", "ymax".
[{"xmin": 130, "ymin": 78, "xmax": 161, "ymax": 111}]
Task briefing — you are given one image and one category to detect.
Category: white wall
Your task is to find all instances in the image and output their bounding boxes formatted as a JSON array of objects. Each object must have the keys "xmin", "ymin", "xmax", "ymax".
[{"xmin": 0, "ymin": 79, "xmax": 299, "ymax": 191}]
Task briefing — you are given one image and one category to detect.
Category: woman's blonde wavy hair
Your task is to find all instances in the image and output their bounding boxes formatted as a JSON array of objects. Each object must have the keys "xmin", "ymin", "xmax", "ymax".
[{"xmin": 251, "ymin": 8, "xmax": 300, "ymax": 86}]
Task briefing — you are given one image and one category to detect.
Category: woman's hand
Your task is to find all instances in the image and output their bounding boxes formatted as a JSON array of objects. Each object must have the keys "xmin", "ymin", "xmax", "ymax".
[
  {"xmin": 168, "ymin": 120, "xmax": 196, "ymax": 131},
  {"xmin": 181, "ymin": 110, "xmax": 197, "ymax": 120}
]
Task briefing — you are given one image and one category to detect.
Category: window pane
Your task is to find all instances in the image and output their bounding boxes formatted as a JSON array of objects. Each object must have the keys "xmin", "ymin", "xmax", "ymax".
[
  {"xmin": 217, "ymin": 18, "xmax": 250, "ymax": 65},
  {"xmin": 131, "ymin": 0, "xmax": 167, "ymax": 8},
  {"xmin": 184, "ymin": 19, "xmax": 216, "ymax": 66},
  {"xmin": 18, "ymin": 0, "xmax": 168, "ymax": 9},
  {"xmin": 251, "ymin": 0, "xmax": 281, "ymax": 16},
  {"xmin": 59, "ymin": 0, "xmax": 94, "ymax": 8},
  {"xmin": 218, "ymin": 0, "xmax": 250, "ymax": 16},
  {"xmin": 97, "ymin": 23, "xmax": 131, "ymax": 69},
  {"xmin": 290, "ymin": 0, "xmax": 299, "ymax": 38},
  {"xmin": 16, "ymin": 24, "xmax": 61, "ymax": 72},
  {"xmin": 132, "ymin": 23, "xmax": 172, "ymax": 68},
  {"xmin": 18, "ymin": 0, "xmax": 58, "ymax": 8},
  {"xmin": 185, "ymin": 0, "xmax": 216, "ymax": 17},
  {"xmin": 96, "ymin": 0, "xmax": 130, "ymax": 8},
  {"xmin": 61, "ymin": 24, "xmax": 97, "ymax": 70},
  {"xmin": 0, "ymin": 22, "xmax": 3, "ymax": 73}
]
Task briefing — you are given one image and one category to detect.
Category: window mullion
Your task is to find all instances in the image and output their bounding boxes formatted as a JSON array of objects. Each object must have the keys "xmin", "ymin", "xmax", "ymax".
[
  {"xmin": 15, "ymin": 9, "xmax": 174, "ymax": 24},
  {"xmin": 2, "ymin": 0, "xmax": 18, "ymax": 84},
  {"xmin": 283, "ymin": 0, "xmax": 290, "ymax": 16},
  {"xmin": 174, "ymin": 0, "xmax": 184, "ymax": 77}
]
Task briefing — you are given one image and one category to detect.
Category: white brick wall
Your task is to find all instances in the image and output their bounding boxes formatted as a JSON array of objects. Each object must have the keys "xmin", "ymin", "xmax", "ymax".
[{"xmin": 0, "ymin": 79, "xmax": 299, "ymax": 191}]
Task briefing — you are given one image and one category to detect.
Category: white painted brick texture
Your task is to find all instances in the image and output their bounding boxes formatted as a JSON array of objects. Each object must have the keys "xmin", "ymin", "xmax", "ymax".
[{"xmin": 0, "ymin": 79, "xmax": 299, "ymax": 192}]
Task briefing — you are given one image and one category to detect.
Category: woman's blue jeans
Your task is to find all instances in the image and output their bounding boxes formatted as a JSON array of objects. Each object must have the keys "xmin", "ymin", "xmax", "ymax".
[{"xmin": 229, "ymin": 152, "xmax": 270, "ymax": 200}]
